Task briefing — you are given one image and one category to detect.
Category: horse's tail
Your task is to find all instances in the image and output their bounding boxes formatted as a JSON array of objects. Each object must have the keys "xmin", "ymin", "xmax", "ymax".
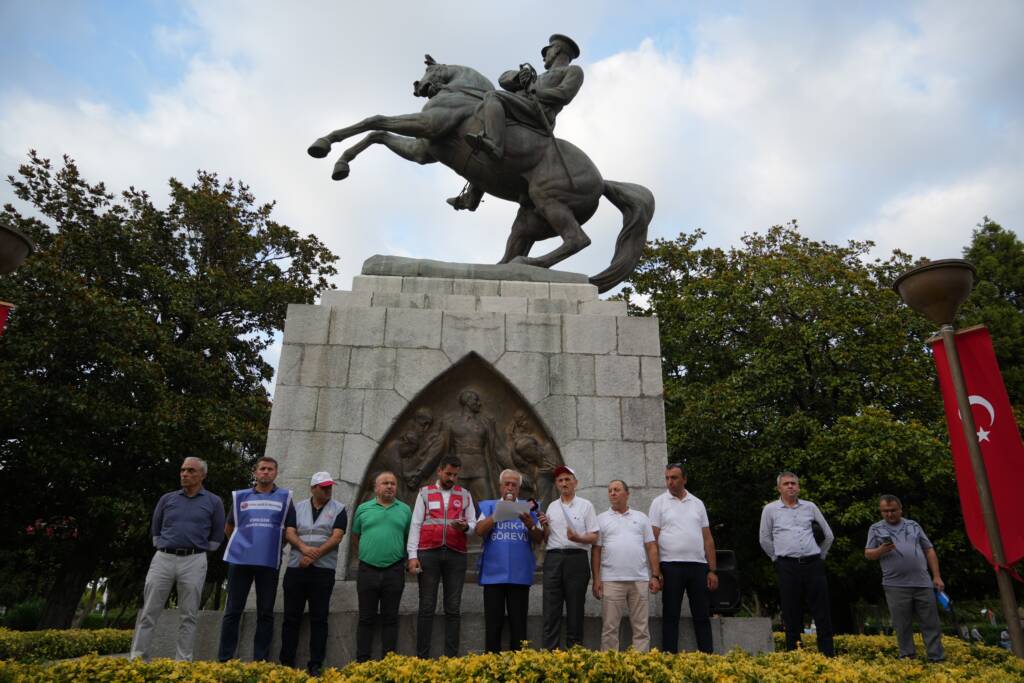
[{"xmin": 589, "ymin": 180, "xmax": 656, "ymax": 293}]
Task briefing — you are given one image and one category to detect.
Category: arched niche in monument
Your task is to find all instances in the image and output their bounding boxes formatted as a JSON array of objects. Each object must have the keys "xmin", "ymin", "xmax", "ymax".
[{"xmin": 348, "ymin": 352, "xmax": 563, "ymax": 574}]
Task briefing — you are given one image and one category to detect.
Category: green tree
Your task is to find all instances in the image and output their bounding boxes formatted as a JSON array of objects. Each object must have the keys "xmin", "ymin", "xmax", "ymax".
[
  {"xmin": 0, "ymin": 152, "xmax": 338, "ymax": 628},
  {"xmin": 622, "ymin": 224, "xmax": 991, "ymax": 628},
  {"xmin": 961, "ymin": 218, "xmax": 1024, "ymax": 420}
]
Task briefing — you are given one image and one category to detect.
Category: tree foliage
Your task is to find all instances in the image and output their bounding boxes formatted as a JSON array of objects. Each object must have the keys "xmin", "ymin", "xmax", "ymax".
[
  {"xmin": 961, "ymin": 218, "xmax": 1024, "ymax": 422},
  {"xmin": 0, "ymin": 152, "xmax": 338, "ymax": 627},
  {"xmin": 622, "ymin": 223, "xmax": 1005, "ymax": 625}
]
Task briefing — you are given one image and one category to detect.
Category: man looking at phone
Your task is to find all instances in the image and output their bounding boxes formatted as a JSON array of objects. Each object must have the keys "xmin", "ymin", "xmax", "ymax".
[{"xmin": 865, "ymin": 494, "xmax": 945, "ymax": 662}]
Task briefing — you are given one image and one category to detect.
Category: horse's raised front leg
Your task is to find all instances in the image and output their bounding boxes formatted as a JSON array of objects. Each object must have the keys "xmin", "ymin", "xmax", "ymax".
[
  {"xmin": 308, "ymin": 111, "xmax": 450, "ymax": 159},
  {"xmin": 332, "ymin": 133, "xmax": 436, "ymax": 180}
]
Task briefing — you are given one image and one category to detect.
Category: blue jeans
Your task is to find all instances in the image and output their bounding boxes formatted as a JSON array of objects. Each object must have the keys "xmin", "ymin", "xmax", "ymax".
[{"xmin": 217, "ymin": 563, "xmax": 279, "ymax": 661}]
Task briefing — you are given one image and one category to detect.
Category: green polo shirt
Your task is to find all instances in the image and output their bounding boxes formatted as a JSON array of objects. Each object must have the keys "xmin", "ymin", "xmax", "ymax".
[{"xmin": 352, "ymin": 498, "xmax": 412, "ymax": 567}]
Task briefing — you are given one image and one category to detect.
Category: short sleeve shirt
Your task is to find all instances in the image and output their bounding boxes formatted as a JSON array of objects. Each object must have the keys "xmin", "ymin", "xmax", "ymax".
[
  {"xmin": 866, "ymin": 518, "xmax": 934, "ymax": 588},
  {"xmin": 648, "ymin": 490, "xmax": 709, "ymax": 563},
  {"xmin": 352, "ymin": 498, "xmax": 412, "ymax": 568},
  {"xmin": 596, "ymin": 508, "xmax": 656, "ymax": 581},
  {"xmin": 544, "ymin": 496, "xmax": 599, "ymax": 550}
]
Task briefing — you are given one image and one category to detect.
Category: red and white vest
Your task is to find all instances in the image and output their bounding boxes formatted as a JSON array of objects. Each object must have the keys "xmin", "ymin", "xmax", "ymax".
[{"xmin": 417, "ymin": 484, "xmax": 471, "ymax": 553}]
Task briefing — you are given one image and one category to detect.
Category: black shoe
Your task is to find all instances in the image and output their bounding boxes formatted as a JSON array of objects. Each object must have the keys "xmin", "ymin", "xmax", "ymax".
[{"xmin": 307, "ymin": 664, "xmax": 323, "ymax": 677}]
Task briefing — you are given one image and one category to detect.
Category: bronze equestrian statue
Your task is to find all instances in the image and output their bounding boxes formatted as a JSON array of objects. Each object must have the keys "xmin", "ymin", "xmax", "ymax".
[{"xmin": 307, "ymin": 35, "xmax": 655, "ymax": 292}]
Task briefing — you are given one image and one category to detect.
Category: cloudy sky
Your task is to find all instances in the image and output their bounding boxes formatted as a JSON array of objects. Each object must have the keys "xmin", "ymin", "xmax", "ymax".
[{"xmin": 2, "ymin": 1, "xmax": 1021, "ymax": 297}]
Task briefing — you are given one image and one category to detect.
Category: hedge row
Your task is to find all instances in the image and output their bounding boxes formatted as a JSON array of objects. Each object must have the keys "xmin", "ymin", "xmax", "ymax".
[
  {"xmin": 0, "ymin": 628, "xmax": 131, "ymax": 662},
  {"xmin": 773, "ymin": 632, "xmax": 1017, "ymax": 665},
  {"xmin": 1, "ymin": 645, "xmax": 1022, "ymax": 682}
]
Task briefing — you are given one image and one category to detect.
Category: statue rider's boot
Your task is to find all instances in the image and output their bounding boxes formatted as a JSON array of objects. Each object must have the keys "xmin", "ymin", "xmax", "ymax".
[
  {"xmin": 447, "ymin": 185, "xmax": 483, "ymax": 211},
  {"xmin": 466, "ymin": 132, "xmax": 503, "ymax": 160}
]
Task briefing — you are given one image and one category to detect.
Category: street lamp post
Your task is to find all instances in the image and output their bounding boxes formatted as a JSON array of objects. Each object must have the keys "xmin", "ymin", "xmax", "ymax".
[
  {"xmin": 0, "ymin": 217, "xmax": 34, "ymax": 275},
  {"xmin": 893, "ymin": 258, "xmax": 1024, "ymax": 658}
]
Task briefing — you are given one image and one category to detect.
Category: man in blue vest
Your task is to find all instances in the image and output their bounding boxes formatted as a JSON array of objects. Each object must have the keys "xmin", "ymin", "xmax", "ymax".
[
  {"xmin": 407, "ymin": 454, "xmax": 477, "ymax": 658},
  {"xmin": 130, "ymin": 456, "xmax": 225, "ymax": 661},
  {"xmin": 279, "ymin": 471, "xmax": 347, "ymax": 676},
  {"xmin": 475, "ymin": 469, "xmax": 543, "ymax": 652},
  {"xmin": 217, "ymin": 456, "xmax": 295, "ymax": 662}
]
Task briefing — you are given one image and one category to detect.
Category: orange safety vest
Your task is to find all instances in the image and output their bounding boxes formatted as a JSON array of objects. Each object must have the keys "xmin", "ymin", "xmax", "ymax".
[{"xmin": 418, "ymin": 484, "xmax": 470, "ymax": 553}]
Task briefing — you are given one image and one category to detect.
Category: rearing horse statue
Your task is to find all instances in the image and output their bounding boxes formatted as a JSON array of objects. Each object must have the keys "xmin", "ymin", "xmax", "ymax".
[{"xmin": 307, "ymin": 56, "xmax": 655, "ymax": 292}]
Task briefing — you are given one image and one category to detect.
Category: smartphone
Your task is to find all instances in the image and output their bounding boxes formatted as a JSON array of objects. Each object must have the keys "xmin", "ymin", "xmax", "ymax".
[{"xmin": 878, "ymin": 536, "xmax": 894, "ymax": 546}]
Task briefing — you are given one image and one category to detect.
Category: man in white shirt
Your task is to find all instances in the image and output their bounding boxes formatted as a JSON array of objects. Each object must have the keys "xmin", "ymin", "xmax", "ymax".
[
  {"xmin": 406, "ymin": 455, "xmax": 478, "ymax": 658},
  {"xmin": 592, "ymin": 480, "xmax": 661, "ymax": 651},
  {"xmin": 537, "ymin": 465, "xmax": 599, "ymax": 649},
  {"xmin": 649, "ymin": 462, "xmax": 717, "ymax": 653}
]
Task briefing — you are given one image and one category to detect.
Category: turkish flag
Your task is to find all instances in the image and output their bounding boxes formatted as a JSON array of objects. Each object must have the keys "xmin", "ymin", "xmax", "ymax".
[
  {"xmin": 0, "ymin": 301, "xmax": 11, "ymax": 336},
  {"xmin": 930, "ymin": 325, "xmax": 1024, "ymax": 569}
]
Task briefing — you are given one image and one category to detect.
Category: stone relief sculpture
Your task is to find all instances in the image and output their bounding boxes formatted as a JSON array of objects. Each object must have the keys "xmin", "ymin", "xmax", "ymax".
[
  {"xmin": 409, "ymin": 388, "xmax": 513, "ymax": 505},
  {"xmin": 307, "ymin": 35, "xmax": 655, "ymax": 293},
  {"xmin": 507, "ymin": 410, "xmax": 557, "ymax": 504},
  {"xmin": 353, "ymin": 352, "xmax": 564, "ymax": 518}
]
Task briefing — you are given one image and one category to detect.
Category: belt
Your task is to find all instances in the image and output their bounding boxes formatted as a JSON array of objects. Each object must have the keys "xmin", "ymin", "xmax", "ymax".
[
  {"xmin": 158, "ymin": 547, "xmax": 203, "ymax": 556},
  {"xmin": 777, "ymin": 554, "xmax": 820, "ymax": 564},
  {"xmin": 547, "ymin": 548, "xmax": 586, "ymax": 555}
]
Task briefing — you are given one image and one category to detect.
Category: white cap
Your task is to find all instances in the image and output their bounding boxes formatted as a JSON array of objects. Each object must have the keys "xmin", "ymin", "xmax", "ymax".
[{"xmin": 310, "ymin": 471, "xmax": 338, "ymax": 488}]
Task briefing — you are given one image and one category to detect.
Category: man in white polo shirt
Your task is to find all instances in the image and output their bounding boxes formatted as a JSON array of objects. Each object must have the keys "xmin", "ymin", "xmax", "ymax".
[
  {"xmin": 592, "ymin": 480, "xmax": 661, "ymax": 651},
  {"xmin": 537, "ymin": 465, "xmax": 599, "ymax": 650},
  {"xmin": 649, "ymin": 462, "xmax": 717, "ymax": 653}
]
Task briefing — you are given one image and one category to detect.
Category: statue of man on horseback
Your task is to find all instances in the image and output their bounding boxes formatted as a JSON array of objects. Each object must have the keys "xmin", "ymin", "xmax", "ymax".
[
  {"xmin": 307, "ymin": 35, "xmax": 655, "ymax": 293},
  {"xmin": 450, "ymin": 34, "xmax": 584, "ymax": 211}
]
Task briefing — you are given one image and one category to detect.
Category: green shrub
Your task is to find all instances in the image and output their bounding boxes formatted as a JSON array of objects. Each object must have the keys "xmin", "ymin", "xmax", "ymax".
[
  {"xmin": 0, "ymin": 628, "xmax": 131, "ymax": 662},
  {"xmin": 1, "ymin": 599, "xmax": 43, "ymax": 631}
]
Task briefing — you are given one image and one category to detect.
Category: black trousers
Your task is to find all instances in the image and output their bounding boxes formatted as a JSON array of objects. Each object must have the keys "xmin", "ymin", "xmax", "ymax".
[
  {"xmin": 355, "ymin": 560, "xmax": 405, "ymax": 662},
  {"xmin": 775, "ymin": 556, "xmax": 834, "ymax": 657},
  {"xmin": 542, "ymin": 549, "xmax": 590, "ymax": 650},
  {"xmin": 483, "ymin": 584, "xmax": 530, "ymax": 652},
  {"xmin": 416, "ymin": 547, "xmax": 468, "ymax": 658},
  {"xmin": 279, "ymin": 565, "xmax": 336, "ymax": 670},
  {"xmin": 217, "ymin": 563, "xmax": 279, "ymax": 662},
  {"xmin": 661, "ymin": 561, "xmax": 713, "ymax": 653}
]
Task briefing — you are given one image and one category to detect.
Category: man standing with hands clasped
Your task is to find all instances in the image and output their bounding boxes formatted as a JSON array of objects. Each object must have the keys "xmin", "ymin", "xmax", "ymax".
[
  {"xmin": 759, "ymin": 471, "xmax": 835, "ymax": 657},
  {"xmin": 649, "ymin": 462, "xmax": 717, "ymax": 653},
  {"xmin": 865, "ymin": 494, "xmax": 945, "ymax": 662},
  {"xmin": 592, "ymin": 480, "xmax": 661, "ymax": 652},
  {"xmin": 279, "ymin": 471, "xmax": 347, "ymax": 676},
  {"xmin": 538, "ymin": 465, "xmax": 599, "ymax": 650},
  {"xmin": 407, "ymin": 455, "xmax": 477, "ymax": 659}
]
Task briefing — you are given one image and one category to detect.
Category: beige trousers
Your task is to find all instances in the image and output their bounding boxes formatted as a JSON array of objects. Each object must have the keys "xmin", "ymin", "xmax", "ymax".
[{"xmin": 600, "ymin": 580, "xmax": 651, "ymax": 652}]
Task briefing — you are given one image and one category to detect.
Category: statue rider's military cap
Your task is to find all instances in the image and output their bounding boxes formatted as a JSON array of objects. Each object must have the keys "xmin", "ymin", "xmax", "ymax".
[{"xmin": 542, "ymin": 34, "xmax": 581, "ymax": 60}]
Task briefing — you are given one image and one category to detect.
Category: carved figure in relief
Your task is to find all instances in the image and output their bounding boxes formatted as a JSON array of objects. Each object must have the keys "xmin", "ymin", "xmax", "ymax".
[
  {"xmin": 507, "ymin": 410, "xmax": 556, "ymax": 504},
  {"xmin": 413, "ymin": 389, "xmax": 512, "ymax": 505},
  {"xmin": 373, "ymin": 407, "xmax": 438, "ymax": 502}
]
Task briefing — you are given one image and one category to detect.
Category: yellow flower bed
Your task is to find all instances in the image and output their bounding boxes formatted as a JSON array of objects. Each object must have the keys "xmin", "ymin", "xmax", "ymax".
[
  {"xmin": 0, "ymin": 628, "xmax": 131, "ymax": 662},
  {"xmin": 1, "ymin": 641, "xmax": 1021, "ymax": 683}
]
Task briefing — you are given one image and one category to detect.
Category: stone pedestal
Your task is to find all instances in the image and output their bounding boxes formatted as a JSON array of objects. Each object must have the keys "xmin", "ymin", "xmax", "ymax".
[{"xmin": 150, "ymin": 271, "xmax": 772, "ymax": 664}]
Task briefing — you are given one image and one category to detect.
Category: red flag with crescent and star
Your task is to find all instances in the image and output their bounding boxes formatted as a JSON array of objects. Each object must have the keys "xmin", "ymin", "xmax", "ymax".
[
  {"xmin": 0, "ymin": 301, "xmax": 12, "ymax": 336},
  {"xmin": 929, "ymin": 325, "xmax": 1024, "ymax": 570}
]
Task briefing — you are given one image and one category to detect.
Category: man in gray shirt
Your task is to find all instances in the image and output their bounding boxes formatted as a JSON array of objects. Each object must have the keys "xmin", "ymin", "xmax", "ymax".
[
  {"xmin": 759, "ymin": 471, "xmax": 835, "ymax": 656},
  {"xmin": 130, "ymin": 456, "xmax": 226, "ymax": 661},
  {"xmin": 865, "ymin": 494, "xmax": 944, "ymax": 662}
]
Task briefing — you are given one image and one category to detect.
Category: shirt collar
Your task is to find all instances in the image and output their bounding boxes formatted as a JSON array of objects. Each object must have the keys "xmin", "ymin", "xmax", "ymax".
[
  {"xmin": 178, "ymin": 487, "xmax": 206, "ymax": 497},
  {"xmin": 666, "ymin": 489, "xmax": 690, "ymax": 502},
  {"xmin": 776, "ymin": 498, "xmax": 803, "ymax": 508}
]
